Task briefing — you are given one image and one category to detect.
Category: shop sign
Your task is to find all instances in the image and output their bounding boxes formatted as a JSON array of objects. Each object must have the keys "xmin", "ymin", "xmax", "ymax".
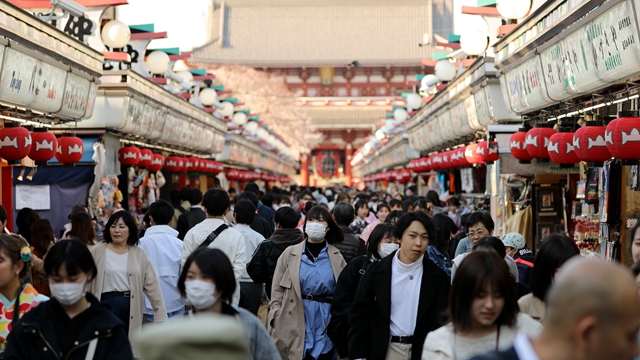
[
  {"xmin": 474, "ymin": 88, "xmax": 492, "ymax": 127},
  {"xmin": 149, "ymin": 108, "xmax": 166, "ymax": 140},
  {"xmin": 450, "ymin": 101, "xmax": 471, "ymax": 137},
  {"xmin": 59, "ymin": 72, "xmax": 91, "ymax": 119},
  {"xmin": 83, "ymin": 83, "xmax": 98, "ymax": 119},
  {"xmin": 465, "ymin": 95, "xmax": 482, "ymax": 130},
  {"xmin": 161, "ymin": 114, "xmax": 179, "ymax": 144},
  {"xmin": 533, "ymin": 162, "xmax": 581, "ymax": 174},
  {"xmin": 122, "ymin": 98, "xmax": 143, "ymax": 133},
  {"xmin": 138, "ymin": 103, "xmax": 157, "ymax": 138},
  {"xmin": 503, "ymin": 56, "xmax": 551, "ymax": 113}
]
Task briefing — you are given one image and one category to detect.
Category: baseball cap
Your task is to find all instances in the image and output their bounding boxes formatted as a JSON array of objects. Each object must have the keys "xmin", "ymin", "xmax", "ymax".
[{"xmin": 502, "ymin": 232, "xmax": 526, "ymax": 249}]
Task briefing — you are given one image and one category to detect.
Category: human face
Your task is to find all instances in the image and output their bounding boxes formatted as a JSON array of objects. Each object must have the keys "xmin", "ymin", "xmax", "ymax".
[
  {"xmin": 377, "ymin": 207, "xmax": 390, "ymax": 222},
  {"xmin": 426, "ymin": 202, "xmax": 434, "ymax": 217},
  {"xmin": 379, "ymin": 233, "xmax": 399, "ymax": 245},
  {"xmin": 470, "ymin": 283, "xmax": 504, "ymax": 330},
  {"xmin": 49, "ymin": 265, "xmax": 88, "ymax": 289},
  {"xmin": 448, "ymin": 204, "xmax": 458, "ymax": 213},
  {"xmin": 109, "ymin": 218, "xmax": 130, "ymax": 245},
  {"xmin": 357, "ymin": 206, "xmax": 369, "ymax": 219},
  {"xmin": 632, "ymin": 229, "xmax": 640, "ymax": 263},
  {"xmin": 301, "ymin": 194, "xmax": 314, "ymax": 202},
  {"xmin": 504, "ymin": 246, "xmax": 517, "ymax": 258},
  {"xmin": 185, "ymin": 262, "xmax": 220, "ymax": 298},
  {"xmin": 467, "ymin": 222, "xmax": 491, "ymax": 245},
  {"xmin": 398, "ymin": 221, "xmax": 429, "ymax": 264},
  {"xmin": 0, "ymin": 249, "xmax": 22, "ymax": 288}
]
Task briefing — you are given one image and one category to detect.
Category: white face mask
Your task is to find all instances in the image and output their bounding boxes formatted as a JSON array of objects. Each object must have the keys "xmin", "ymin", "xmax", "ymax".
[
  {"xmin": 185, "ymin": 280, "xmax": 217, "ymax": 310},
  {"xmin": 50, "ymin": 280, "xmax": 86, "ymax": 306},
  {"xmin": 305, "ymin": 222, "xmax": 328, "ymax": 241},
  {"xmin": 379, "ymin": 243, "xmax": 399, "ymax": 258}
]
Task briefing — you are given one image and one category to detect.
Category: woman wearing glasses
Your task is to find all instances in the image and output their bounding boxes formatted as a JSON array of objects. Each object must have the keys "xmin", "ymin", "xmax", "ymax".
[{"xmin": 453, "ymin": 212, "xmax": 494, "ymax": 258}]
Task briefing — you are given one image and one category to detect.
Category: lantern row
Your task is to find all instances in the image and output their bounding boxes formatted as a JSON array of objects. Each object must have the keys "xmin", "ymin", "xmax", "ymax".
[
  {"xmin": 225, "ymin": 169, "xmax": 291, "ymax": 183},
  {"xmin": 362, "ymin": 169, "xmax": 412, "ymax": 184},
  {"xmin": 406, "ymin": 140, "xmax": 499, "ymax": 173},
  {"xmin": 0, "ymin": 125, "xmax": 84, "ymax": 165},
  {"xmin": 118, "ymin": 146, "xmax": 224, "ymax": 174}
]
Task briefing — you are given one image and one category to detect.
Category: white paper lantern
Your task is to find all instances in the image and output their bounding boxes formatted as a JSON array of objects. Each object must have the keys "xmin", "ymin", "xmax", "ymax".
[
  {"xmin": 394, "ymin": 108, "xmax": 409, "ymax": 123},
  {"xmin": 496, "ymin": 0, "xmax": 531, "ymax": 19},
  {"xmin": 176, "ymin": 71, "xmax": 193, "ymax": 83},
  {"xmin": 435, "ymin": 60, "xmax": 457, "ymax": 82},
  {"xmin": 375, "ymin": 129, "xmax": 386, "ymax": 140},
  {"xmin": 145, "ymin": 51, "xmax": 170, "ymax": 74},
  {"xmin": 219, "ymin": 102, "xmax": 234, "ymax": 117},
  {"xmin": 199, "ymin": 88, "xmax": 218, "ymax": 106},
  {"xmin": 363, "ymin": 142, "xmax": 372, "ymax": 154},
  {"xmin": 232, "ymin": 112, "xmax": 248, "ymax": 126},
  {"xmin": 460, "ymin": 29, "xmax": 489, "ymax": 55},
  {"xmin": 256, "ymin": 128, "xmax": 269, "ymax": 139},
  {"xmin": 101, "ymin": 20, "xmax": 131, "ymax": 49},
  {"xmin": 406, "ymin": 93, "xmax": 422, "ymax": 110},
  {"xmin": 245, "ymin": 121, "xmax": 259, "ymax": 132}
]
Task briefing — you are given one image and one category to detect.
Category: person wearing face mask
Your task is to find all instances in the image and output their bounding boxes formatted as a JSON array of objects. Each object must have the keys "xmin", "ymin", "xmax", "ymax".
[
  {"xmin": 329, "ymin": 223, "xmax": 398, "ymax": 359},
  {"xmin": 501, "ymin": 232, "xmax": 535, "ymax": 290},
  {"xmin": 269, "ymin": 206, "xmax": 346, "ymax": 360},
  {"xmin": 178, "ymin": 248, "xmax": 280, "ymax": 360},
  {"xmin": 4, "ymin": 239, "xmax": 133, "ymax": 359}
]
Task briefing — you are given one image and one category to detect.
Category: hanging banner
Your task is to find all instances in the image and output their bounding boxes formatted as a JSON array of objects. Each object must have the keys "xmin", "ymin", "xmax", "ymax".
[
  {"xmin": 503, "ymin": 55, "xmax": 551, "ymax": 113},
  {"xmin": 59, "ymin": 72, "xmax": 91, "ymax": 119}
]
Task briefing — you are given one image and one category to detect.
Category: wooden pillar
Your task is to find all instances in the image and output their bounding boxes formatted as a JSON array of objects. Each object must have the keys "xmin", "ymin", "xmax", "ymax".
[{"xmin": 300, "ymin": 154, "xmax": 310, "ymax": 186}]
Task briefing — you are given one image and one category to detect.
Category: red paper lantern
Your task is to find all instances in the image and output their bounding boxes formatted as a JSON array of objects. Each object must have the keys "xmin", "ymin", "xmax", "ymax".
[
  {"xmin": 0, "ymin": 125, "xmax": 31, "ymax": 162},
  {"xmin": 147, "ymin": 154, "xmax": 164, "ymax": 172},
  {"xmin": 138, "ymin": 149, "xmax": 153, "ymax": 168},
  {"xmin": 398, "ymin": 169, "xmax": 412, "ymax": 183},
  {"xmin": 465, "ymin": 144, "xmax": 483, "ymax": 165},
  {"xmin": 226, "ymin": 169, "xmax": 240, "ymax": 180},
  {"xmin": 55, "ymin": 135, "xmax": 84, "ymax": 164},
  {"xmin": 509, "ymin": 129, "xmax": 534, "ymax": 163},
  {"xmin": 29, "ymin": 129, "xmax": 57, "ymax": 163},
  {"xmin": 118, "ymin": 146, "xmax": 141, "ymax": 166},
  {"xmin": 573, "ymin": 124, "xmax": 611, "ymax": 163},
  {"xmin": 605, "ymin": 115, "xmax": 640, "ymax": 160},
  {"xmin": 213, "ymin": 161, "xmax": 224, "ymax": 174},
  {"xmin": 548, "ymin": 131, "xmax": 580, "ymax": 164},
  {"xmin": 164, "ymin": 156, "xmax": 185, "ymax": 172},
  {"xmin": 452, "ymin": 147, "xmax": 470, "ymax": 168},
  {"xmin": 430, "ymin": 153, "xmax": 443, "ymax": 170},
  {"xmin": 526, "ymin": 127, "xmax": 557, "ymax": 159},
  {"xmin": 198, "ymin": 158, "xmax": 208, "ymax": 173},
  {"xmin": 477, "ymin": 141, "xmax": 500, "ymax": 164},
  {"xmin": 185, "ymin": 157, "xmax": 198, "ymax": 172}
]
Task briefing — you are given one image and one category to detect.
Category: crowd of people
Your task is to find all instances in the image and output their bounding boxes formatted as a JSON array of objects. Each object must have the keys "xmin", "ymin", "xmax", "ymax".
[{"xmin": 0, "ymin": 184, "xmax": 637, "ymax": 360}]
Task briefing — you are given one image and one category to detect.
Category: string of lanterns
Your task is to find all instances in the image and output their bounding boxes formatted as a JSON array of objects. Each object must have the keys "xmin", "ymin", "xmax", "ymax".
[{"xmin": 0, "ymin": 125, "xmax": 85, "ymax": 165}]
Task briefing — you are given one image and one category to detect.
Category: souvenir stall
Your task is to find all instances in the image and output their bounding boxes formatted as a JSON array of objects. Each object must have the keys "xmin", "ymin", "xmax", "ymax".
[
  {"xmin": 0, "ymin": 1, "xmax": 102, "ymax": 235},
  {"xmin": 493, "ymin": 0, "xmax": 640, "ymax": 261}
]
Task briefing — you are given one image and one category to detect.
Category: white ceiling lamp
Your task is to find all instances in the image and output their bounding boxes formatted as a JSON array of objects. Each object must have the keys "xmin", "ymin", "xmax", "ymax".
[
  {"xmin": 199, "ymin": 88, "xmax": 218, "ymax": 106},
  {"xmin": 405, "ymin": 93, "xmax": 422, "ymax": 111},
  {"xmin": 434, "ymin": 59, "xmax": 457, "ymax": 82},
  {"xmin": 232, "ymin": 112, "xmax": 248, "ymax": 126},
  {"xmin": 496, "ymin": 0, "xmax": 532, "ymax": 19},
  {"xmin": 173, "ymin": 71, "xmax": 194, "ymax": 90},
  {"xmin": 394, "ymin": 108, "xmax": 409, "ymax": 123},
  {"xmin": 145, "ymin": 51, "xmax": 170, "ymax": 74},
  {"xmin": 101, "ymin": 20, "xmax": 131, "ymax": 49},
  {"xmin": 244, "ymin": 121, "xmax": 259, "ymax": 132},
  {"xmin": 218, "ymin": 102, "xmax": 234, "ymax": 117},
  {"xmin": 460, "ymin": 28, "xmax": 489, "ymax": 56},
  {"xmin": 375, "ymin": 129, "xmax": 386, "ymax": 140},
  {"xmin": 256, "ymin": 127, "xmax": 269, "ymax": 139}
]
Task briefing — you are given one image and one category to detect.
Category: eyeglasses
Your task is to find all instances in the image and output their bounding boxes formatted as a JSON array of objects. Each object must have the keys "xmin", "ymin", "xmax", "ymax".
[{"xmin": 467, "ymin": 230, "xmax": 486, "ymax": 239}]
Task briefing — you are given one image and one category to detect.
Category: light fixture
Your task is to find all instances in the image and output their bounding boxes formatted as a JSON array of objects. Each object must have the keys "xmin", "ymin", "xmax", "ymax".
[
  {"xmin": 394, "ymin": 108, "xmax": 409, "ymax": 123},
  {"xmin": 101, "ymin": 20, "xmax": 131, "ymax": 49},
  {"xmin": 199, "ymin": 88, "xmax": 218, "ymax": 106},
  {"xmin": 375, "ymin": 129, "xmax": 386, "ymax": 140},
  {"xmin": 172, "ymin": 71, "xmax": 194, "ymax": 90},
  {"xmin": 145, "ymin": 51, "xmax": 171, "ymax": 74},
  {"xmin": 26, "ymin": 168, "xmax": 37, "ymax": 181},
  {"xmin": 496, "ymin": 0, "xmax": 532, "ymax": 19},
  {"xmin": 232, "ymin": 112, "xmax": 248, "ymax": 126},
  {"xmin": 460, "ymin": 28, "xmax": 489, "ymax": 56},
  {"xmin": 435, "ymin": 60, "xmax": 457, "ymax": 82},
  {"xmin": 256, "ymin": 127, "xmax": 269, "ymax": 139},
  {"xmin": 245, "ymin": 121, "xmax": 259, "ymax": 133},
  {"xmin": 16, "ymin": 167, "xmax": 25, "ymax": 182},
  {"xmin": 218, "ymin": 102, "xmax": 234, "ymax": 117},
  {"xmin": 405, "ymin": 93, "xmax": 422, "ymax": 111}
]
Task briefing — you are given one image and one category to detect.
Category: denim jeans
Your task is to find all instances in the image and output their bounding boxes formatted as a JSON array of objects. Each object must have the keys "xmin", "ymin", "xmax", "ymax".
[
  {"xmin": 144, "ymin": 307, "xmax": 185, "ymax": 323},
  {"xmin": 101, "ymin": 292, "xmax": 131, "ymax": 334}
]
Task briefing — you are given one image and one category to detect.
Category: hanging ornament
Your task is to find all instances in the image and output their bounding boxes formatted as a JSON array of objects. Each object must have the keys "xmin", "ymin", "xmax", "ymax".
[
  {"xmin": 164, "ymin": 156, "xmax": 185, "ymax": 172},
  {"xmin": 139, "ymin": 149, "xmax": 153, "ymax": 168},
  {"xmin": 118, "ymin": 146, "xmax": 141, "ymax": 166},
  {"xmin": 464, "ymin": 144, "xmax": 484, "ymax": 165},
  {"xmin": 525, "ymin": 127, "xmax": 556, "ymax": 159},
  {"xmin": 198, "ymin": 158, "xmax": 208, "ymax": 173},
  {"xmin": 0, "ymin": 124, "xmax": 32, "ymax": 163},
  {"xmin": 477, "ymin": 140, "xmax": 500, "ymax": 164},
  {"xmin": 605, "ymin": 112, "xmax": 640, "ymax": 160},
  {"xmin": 548, "ymin": 130, "xmax": 580, "ymax": 164},
  {"xmin": 29, "ymin": 128, "xmax": 57, "ymax": 163},
  {"xmin": 147, "ymin": 154, "xmax": 164, "ymax": 172},
  {"xmin": 573, "ymin": 123, "xmax": 611, "ymax": 165},
  {"xmin": 226, "ymin": 169, "xmax": 240, "ymax": 180},
  {"xmin": 55, "ymin": 135, "xmax": 84, "ymax": 164},
  {"xmin": 509, "ymin": 128, "xmax": 534, "ymax": 163}
]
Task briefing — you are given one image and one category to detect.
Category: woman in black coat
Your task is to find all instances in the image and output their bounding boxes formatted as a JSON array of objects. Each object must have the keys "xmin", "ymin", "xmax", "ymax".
[{"xmin": 4, "ymin": 240, "xmax": 132, "ymax": 360}]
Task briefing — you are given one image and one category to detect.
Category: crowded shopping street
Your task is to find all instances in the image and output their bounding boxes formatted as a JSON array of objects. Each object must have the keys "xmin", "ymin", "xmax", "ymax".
[{"xmin": 0, "ymin": 0, "xmax": 637, "ymax": 359}]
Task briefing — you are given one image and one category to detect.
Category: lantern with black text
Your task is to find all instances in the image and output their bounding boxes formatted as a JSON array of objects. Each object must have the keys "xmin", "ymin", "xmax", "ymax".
[
  {"xmin": 526, "ymin": 127, "xmax": 556, "ymax": 159},
  {"xmin": 138, "ymin": 149, "xmax": 153, "ymax": 168},
  {"xmin": 548, "ymin": 130, "xmax": 580, "ymax": 164},
  {"xmin": 118, "ymin": 146, "xmax": 141, "ymax": 166},
  {"xmin": 55, "ymin": 135, "xmax": 84, "ymax": 164},
  {"xmin": 574, "ymin": 124, "xmax": 611, "ymax": 164},
  {"xmin": 0, "ymin": 124, "xmax": 32, "ymax": 163},
  {"xmin": 509, "ymin": 129, "xmax": 534, "ymax": 163},
  {"xmin": 147, "ymin": 154, "xmax": 164, "ymax": 172},
  {"xmin": 605, "ymin": 114, "xmax": 640, "ymax": 160},
  {"xmin": 29, "ymin": 129, "xmax": 57, "ymax": 163},
  {"xmin": 164, "ymin": 156, "xmax": 185, "ymax": 172},
  {"xmin": 477, "ymin": 141, "xmax": 500, "ymax": 164}
]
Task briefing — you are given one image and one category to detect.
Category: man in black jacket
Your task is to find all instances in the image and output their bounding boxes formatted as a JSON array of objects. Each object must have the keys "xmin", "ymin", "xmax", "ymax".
[
  {"xmin": 238, "ymin": 191, "xmax": 274, "ymax": 239},
  {"xmin": 332, "ymin": 202, "xmax": 366, "ymax": 263},
  {"xmin": 349, "ymin": 212, "xmax": 450, "ymax": 360},
  {"xmin": 176, "ymin": 188, "xmax": 206, "ymax": 240},
  {"xmin": 247, "ymin": 207, "xmax": 303, "ymax": 297}
]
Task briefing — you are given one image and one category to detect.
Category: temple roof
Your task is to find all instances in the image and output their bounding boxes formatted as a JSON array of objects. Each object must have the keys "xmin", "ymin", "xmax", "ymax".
[
  {"xmin": 191, "ymin": 0, "xmax": 442, "ymax": 68},
  {"xmin": 307, "ymin": 106, "xmax": 386, "ymax": 130}
]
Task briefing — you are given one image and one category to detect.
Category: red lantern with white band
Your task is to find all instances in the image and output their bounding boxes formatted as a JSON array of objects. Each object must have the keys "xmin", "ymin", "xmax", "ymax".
[
  {"xmin": 525, "ymin": 127, "xmax": 556, "ymax": 160},
  {"xmin": 147, "ymin": 154, "xmax": 164, "ymax": 172},
  {"xmin": 573, "ymin": 124, "xmax": 611, "ymax": 164},
  {"xmin": 509, "ymin": 128, "xmax": 534, "ymax": 163},
  {"xmin": 548, "ymin": 130, "xmax": 580, "ymax": 164},
  {"xmin": 605, "ymin": 113, "xmax": 640, "ymax": 160},
  {"xmin": 138, "ymin": 149, "xmax": 153, "ymax": 168},
  {"xmin": 118, "ymin": 146, "xmax": 141, "ymax": 166},
  {"xmin": 0, "ymin": 124, "xmax": 32, "ymax": 163},
  {"xmin": 477, "ymin": 141, "xmax": 500, "ymax": 164},
  {"xmin": 55, "ymin": 135, "xmax": 84, "ymax": 164},
  {"xmin": 29, "ymin": 129, "xmax": 57, "ymax": 163},
  {"xmin": 164, "ymin": 156, "xmax": 185, "ymax": 172}
]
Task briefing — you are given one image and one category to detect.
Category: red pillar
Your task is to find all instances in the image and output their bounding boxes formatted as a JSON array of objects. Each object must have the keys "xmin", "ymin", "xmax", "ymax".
[
  {"xmin": 300, "ymin": 154, "xmax": 310, "ymax": 186},
  {"xmin": 2, "ymin": 166, "xmax": 13, "ymax": 233},
  {"xmin": 345, "ymin": 130, "xmax": 353, "ymax": 187}
]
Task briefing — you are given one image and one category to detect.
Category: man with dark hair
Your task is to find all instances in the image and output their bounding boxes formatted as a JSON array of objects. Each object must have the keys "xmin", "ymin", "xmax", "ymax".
[
  {"xmin": 247, "ymin": 207, "xmax": 303, "ymax": 297},
  {"xmin": 139, "ymin": 200, "xmax": 187, "ymax": 322},
  {"xmin": 238, "ymin": 191, "xmax": 273, "ymax": 239},
  {"xmin": 181, "ymin": 189, "xmax": 246, "ymax": 306},
  {"xmin": 332, "ymin": 202, "xmax": 366, "ymax": 263},
  {"xmin": 389, "ymin": 199, "xmax": 403, "ymax": 212},
  {"xmin": 176, "ymin": 188, "xmax": 207, "ymax": 240},
  {"xmin": 170, "ymin": 189, "xmax": 181, "ymax": 208},
  {"xmin": 259, "ymin": 193, "xmax": 276, "ymax": 225},
  {"xmin": 234, "ymin": 200, "xmax": 264, "ymax": 315},
  {"xmin": 171, "ymin": 187, "xmax": 191, "ymax": 230},
  {"xmin": 454, "ymin": 211, "xmax": 495, "ymax": 258}
]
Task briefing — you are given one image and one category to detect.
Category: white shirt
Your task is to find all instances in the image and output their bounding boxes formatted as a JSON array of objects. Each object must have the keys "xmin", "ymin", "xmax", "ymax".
[
  {"xmin": 181, "ymin": 218, "xmax": 247, "ymax": 306},
  {"xmin": 233, "ymin": 223, "xmax": 265, "ymax": 282},
  {"xmin": 390, "ymin": 251, "xmax": 423, "ymax": 336},
  {"xmin": 513, "ymin": 333, "xmax": 540, "ymax": 360},
  {"xmin": 102, "ymin": 249, "xmax": 130, "ymax": 292},
  {"xmin": 139, "ymin": 225, "xmax": 187, "ymax": 314}
]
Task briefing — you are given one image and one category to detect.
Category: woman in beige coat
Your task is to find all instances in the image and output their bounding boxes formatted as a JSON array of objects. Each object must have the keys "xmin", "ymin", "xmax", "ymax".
[
  {"xmin": 269, "ymin": 206, "xmax": 346, "ymax": 360},
  {"xmin": 88, "ymin": 211, "xmax": 166, "ymax": 356}
]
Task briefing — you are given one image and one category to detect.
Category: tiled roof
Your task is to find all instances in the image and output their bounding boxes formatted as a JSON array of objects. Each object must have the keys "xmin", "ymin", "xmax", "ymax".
[
  {"xmin": 307, "ymin": 107, "xmax": 387, "ymax": 129},
  {"xmin": 191, "ymin": 0, "xmax": 442, "ymax": 67}
]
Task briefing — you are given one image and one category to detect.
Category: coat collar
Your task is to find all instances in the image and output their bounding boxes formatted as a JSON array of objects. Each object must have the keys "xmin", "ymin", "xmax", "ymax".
[
  {"xmin": 143, "ymin": 225, "xmax": 179, "ymax": 238},
  {"xmin": 287, "ymin": 242, "xmax": 344, "ymax": 298}
]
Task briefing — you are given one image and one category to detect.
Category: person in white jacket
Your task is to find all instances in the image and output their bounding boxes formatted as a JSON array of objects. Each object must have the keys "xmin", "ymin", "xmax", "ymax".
[{"xmin": 422, "ymin": 251, "xmax": 542, "ymax": 360}]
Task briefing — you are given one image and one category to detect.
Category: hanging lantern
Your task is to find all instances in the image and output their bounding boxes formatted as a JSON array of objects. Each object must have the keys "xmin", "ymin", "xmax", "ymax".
[
  {"xmin": 465, "ymin": 144, "xmax": 484, "ymax": 165},
  {"xmin": 185, "ymin": 157, "xmax": 199, "ymax": 172},
  {"xmin": 605, "ymin": 113, "xmax": 640, "ymax": 160},
  {"xmin": 200, "ymin": 159, "xmax": 209, "ymax": 173},
  {"xmin": 453, "ymin": 147, "xmax": 471, "ymax": 168},
  {"xmin": 213, "ymin": 161, "xmax": 224, "ymax": 174},
  {"xmin": 573, "ymin": 124, "xmax": 611, "ymax": 165},
  {"xmin": 164, "ymin": 156, "xmax": 185, "ymax": 172},
  {"xmin": 0, "ymin": 124, "xmax": 32, "ymax": 163},
  {"xmin": 147, "ymin": 154, "xmax": 164, "ymax": 172},
  {"xmin": 398, "ymin": 169, "xmax": 412, "ymax": 183},
  {"xmin": 431, "ymin": 153, "xmax": 443, "ymax": 171},
  {"xmin": 226, "ymin": 169, "xmax": 240, "ymax": 180},
  {"xmin": 509, "ymin": 128, "xmax": 534, "ymax": 163},
  {"xmin": 525, "ymin": 127, "xmax": 556, "ymax": 159},
  {"xmin": 55, "ymin": 135, "xmax": 84, "ymax": 164},
  {"xmin": 118, "ymin": 146, "xmax": 141, "ymax": 166},
  {"xmin": 139, "ymin": 149, "xmax": 153, "ymax": 168},
  {"xmin": 548, "ymin": 130, "xmax": 580, "ymax": 164},
  {"xmin": 477, "ymin": 140, "xmax": 500, "ymax": 164},
  {"xmin": 29, "ymin": 129, "xmax": 57, "ymax": 163}
]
